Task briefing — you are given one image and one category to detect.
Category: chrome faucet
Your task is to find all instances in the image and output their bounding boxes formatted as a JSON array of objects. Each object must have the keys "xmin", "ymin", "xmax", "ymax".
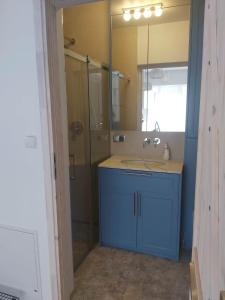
[
  {"xmin": 154, "ymin": 121, "xmax": 160, "ymax": 132},
  {"xmin": 152, "ymin": 137, "xmax": 160, "ymax": 145},
  {"xmin": 143, "ymin": 137, "xmax": 161, "ymax": 147},
  {"xmin": 143, "ymin": 137, "xmax": 152, "ymax": 147},
  {"xmin": 143, "ymin": 121, "xmax": 161, "ymax": 147}
]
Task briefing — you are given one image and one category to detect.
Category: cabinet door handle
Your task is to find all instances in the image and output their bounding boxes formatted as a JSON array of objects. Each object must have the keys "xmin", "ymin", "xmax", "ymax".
[
  {"xmin": 133, "ymin": 192, "xmax": 136, "ymax": 216},
  {"xmin": 138, "ymin": 192, "xmax": 141, "ymax": 217}
]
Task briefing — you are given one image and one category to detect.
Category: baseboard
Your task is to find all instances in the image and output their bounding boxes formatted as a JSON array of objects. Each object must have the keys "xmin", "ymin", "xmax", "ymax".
[{"xmin": 189, "ymin": 247, "xmax": 203, "ymax": 300}]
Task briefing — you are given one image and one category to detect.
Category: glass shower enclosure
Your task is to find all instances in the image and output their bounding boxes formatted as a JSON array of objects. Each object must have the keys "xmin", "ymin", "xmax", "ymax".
[{"xmin": 64, "ymin": 51, "xmax": 110, "ymax": 271}]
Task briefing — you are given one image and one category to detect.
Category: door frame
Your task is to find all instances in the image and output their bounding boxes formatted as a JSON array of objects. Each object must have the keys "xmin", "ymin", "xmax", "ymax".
[
  {"xmin": 38, "ymin": 0, "xmax": 102, "ymax": 299},
  {"xmin": 43, "ymin": 3, "xmax": 74, "ymax": 300}
]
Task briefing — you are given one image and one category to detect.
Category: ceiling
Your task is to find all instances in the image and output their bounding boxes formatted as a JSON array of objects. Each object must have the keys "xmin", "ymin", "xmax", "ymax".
[{"xmin": 111, "ymin": 0, "xmax": 191, "ymax": 28}]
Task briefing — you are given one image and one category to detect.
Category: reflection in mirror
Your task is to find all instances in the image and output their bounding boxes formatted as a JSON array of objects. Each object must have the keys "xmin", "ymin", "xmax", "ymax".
[
  {"xmin": 110, "ymin": 0, "xmax": 191, "ymax": 131},
  {"xmin": 141, "ymin": 65, "xmax": 188, "ymax": 132}
]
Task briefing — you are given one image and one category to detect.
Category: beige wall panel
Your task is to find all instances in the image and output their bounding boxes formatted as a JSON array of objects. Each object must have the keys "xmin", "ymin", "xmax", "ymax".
[
  {"xmin": 63, "ymin": 1, "xmax": 109, "ymax": 64},
  {"xmin": 138, "ymin": 21, "xmax": 190, "ymax": 65}
]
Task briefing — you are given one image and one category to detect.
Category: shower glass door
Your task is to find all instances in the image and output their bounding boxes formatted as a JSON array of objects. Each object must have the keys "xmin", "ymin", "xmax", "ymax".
[{"xmin": 65, "ymin": 55, "xmax": 92, "ymax": 271}]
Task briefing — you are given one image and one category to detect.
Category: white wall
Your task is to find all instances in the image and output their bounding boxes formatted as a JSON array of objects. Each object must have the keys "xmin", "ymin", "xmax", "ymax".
[
  {"xmin": 0, "ymin": 1, "xmax": 57, "ymax": 299},
  {"xmin": 138, "ymin": 21, "xmax": 190, "ymax": 65}
]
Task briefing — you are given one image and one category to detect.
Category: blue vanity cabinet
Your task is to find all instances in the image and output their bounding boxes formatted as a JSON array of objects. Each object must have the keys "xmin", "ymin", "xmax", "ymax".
[
  {"xmin": 99, "ymin": 168, "xmax": 182, "ymax": 260},
  {"xmin": 136, "ymin": 173, "xmax": 181, "ymax": 260},
  {"xmin": 99, "ymin": 168, "xmax": 137, "ymax": 250}
]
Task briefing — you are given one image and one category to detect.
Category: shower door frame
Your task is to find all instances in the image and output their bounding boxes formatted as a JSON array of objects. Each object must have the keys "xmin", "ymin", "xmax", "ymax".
[
  {"xmin": 65, "ymin": 49, "xmax": 93, "ymax": 271},
  {"xmin": 65, "ymin": 47, "xmax": 110, "ymax": 271}
]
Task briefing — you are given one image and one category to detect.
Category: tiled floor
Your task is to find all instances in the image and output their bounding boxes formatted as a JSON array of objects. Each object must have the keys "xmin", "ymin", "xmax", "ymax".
[{"xmin": 72, "ymin": 246, "xmax": 190, "ymax": 300}]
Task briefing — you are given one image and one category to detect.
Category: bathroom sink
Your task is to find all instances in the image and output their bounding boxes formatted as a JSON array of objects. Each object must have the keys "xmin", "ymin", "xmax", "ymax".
[
  {"xmin": 121, "ymin": 159, "xmax": 166, "ymax": 169},
  {"xmin": 121, "ymin": 159, "xmax": 146, "ymax": 164}
]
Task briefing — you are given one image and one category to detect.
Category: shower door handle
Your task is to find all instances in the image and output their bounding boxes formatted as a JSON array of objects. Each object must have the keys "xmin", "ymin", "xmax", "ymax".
[{"xmin": 69, "ymin": 154, "xmax": 76, "ymax": 180}]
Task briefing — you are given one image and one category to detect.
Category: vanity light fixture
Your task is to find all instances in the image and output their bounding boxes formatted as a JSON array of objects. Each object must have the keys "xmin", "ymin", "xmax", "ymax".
[
  {"xmin": 122, "ymin": 3, "xmax": 163, "ymax": 22},
  {"xmin": 133, "ymin": 9, "xmax": 142, "ymax": 20},
  {"xmin": 143, "ymin": 8, "xmax": 152, "ymax": 18},
  {"xmin": 154, "ymin": 4, "xmax": 163, "ymax": 17},
  {"xmin": 123, "ymin": 10, "xmax": 131, "ymax": 21}
]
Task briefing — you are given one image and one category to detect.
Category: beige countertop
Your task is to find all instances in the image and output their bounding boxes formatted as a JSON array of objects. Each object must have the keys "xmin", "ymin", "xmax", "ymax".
[{"xmin": 99, "ymin": 155, "xmax": 183, "ymax": 174}]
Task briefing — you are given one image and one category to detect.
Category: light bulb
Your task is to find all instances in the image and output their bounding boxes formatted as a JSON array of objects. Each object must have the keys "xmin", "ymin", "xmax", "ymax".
[
  {"xmin": 143, "ymin": 8, "xmax": 152, "ymax": 18},
  {"xmin": 154, "ymin": 5, "xmax": 163, "ymax": 17},
  {"xmin": 133, "ymin": 9, "xmax": 141, "ymax": 20},
  {"xmin": 123, "ymin": 10, "xmax": 131, "ymax": 21}
]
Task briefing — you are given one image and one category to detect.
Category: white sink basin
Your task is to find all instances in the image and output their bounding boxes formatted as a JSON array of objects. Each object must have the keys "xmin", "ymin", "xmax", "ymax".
[
  {"xmin": 99, "ymin": 156, "xmax": 183, "ymax": 174},
  {"xmin": 121, "ymin": 159, "xmax": 145, "ymax": 164},
  {"xmin": 121, "ymin": 159, "xmax": 166, "ymax": 169}
]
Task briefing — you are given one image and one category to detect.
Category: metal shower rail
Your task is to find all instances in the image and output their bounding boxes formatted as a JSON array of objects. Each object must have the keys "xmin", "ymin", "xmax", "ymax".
[{"xmin": 64, "ymin": 48, "xmax": 107, "ymax": 70}]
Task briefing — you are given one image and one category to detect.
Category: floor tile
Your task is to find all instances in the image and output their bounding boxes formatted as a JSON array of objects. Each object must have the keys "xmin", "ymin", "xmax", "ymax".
[{"xmin": 72, "ymin": 246, "xmax": 190, "ymax": 300}]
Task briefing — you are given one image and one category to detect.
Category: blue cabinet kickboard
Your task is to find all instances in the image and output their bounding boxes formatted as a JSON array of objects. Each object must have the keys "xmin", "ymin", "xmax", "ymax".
[{"xmin": 99, "ymin": 167, "xmax": 182, "ymax": 261}]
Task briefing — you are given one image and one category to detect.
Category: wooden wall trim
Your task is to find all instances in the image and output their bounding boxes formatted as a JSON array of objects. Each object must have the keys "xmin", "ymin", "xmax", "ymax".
[
  {"xmin": 43, "ymin": 0, "xmax": 106, "ymax": 299},
  {"xmin": 44, "ymin": 1, "xmax": 74, "ymax": 299},
  {"xmin": 190, "ymin": 263, "xmax": 198, "ymax": 300},
  {"xmin": 35, "ymin": 1, "xmax": 62, "ymax": 299},
  {"xmin": 190, "ymin": 248, "xmax": 203, "ymax": 300},
  {"xmin": 221, "ymin": 291, "xmax": 225, "ymax": 300},
  {"xmin": 192, "ymin": 0, "xmax": 225, "ymax": 298}
]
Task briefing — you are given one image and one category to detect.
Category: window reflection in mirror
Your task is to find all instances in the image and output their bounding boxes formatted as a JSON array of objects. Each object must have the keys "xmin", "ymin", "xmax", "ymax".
[
  {"xmin": 110, "ymin": 1, "xmax": 191, "ymax": 132},
  {"xmin": 141, "ymin": 66, "xmax": 188, "ymax": 132}
]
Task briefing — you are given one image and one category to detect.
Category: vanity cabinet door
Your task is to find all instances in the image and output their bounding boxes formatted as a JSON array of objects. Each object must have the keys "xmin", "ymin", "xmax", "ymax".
[
  {"xmin": 99, "ymin": 169, "xmax": 137, "ymax": 250},
  {"xmin": 136, "ymin": 173, "xmax": 181, "ymax": 260}
]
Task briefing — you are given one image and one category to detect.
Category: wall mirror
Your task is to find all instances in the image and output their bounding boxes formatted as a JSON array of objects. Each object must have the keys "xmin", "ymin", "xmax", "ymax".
[{"xmin": 110, "ymin": 0, "xmax": 191, "ymax": 132}]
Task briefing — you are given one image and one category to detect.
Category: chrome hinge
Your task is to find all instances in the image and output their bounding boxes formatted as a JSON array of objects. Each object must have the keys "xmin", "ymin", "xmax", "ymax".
[{"xmin": 54, "ymin": 153, "xmax": 57, "ymax": 180}]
